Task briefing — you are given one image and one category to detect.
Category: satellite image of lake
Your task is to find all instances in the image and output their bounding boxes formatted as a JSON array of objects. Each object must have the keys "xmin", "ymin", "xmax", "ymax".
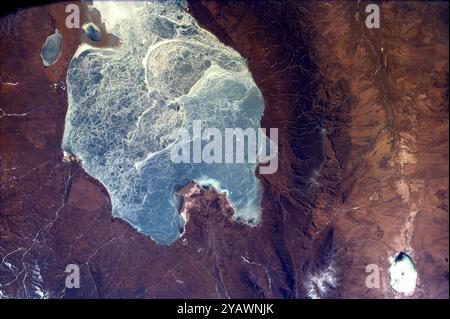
[
  {"xmin": 62, "ymin": 1, "xmax": 271, "ymax": 244},
  {"xmin": 0, "ymin": 0, "xmax": 448, "ymax": 303}
]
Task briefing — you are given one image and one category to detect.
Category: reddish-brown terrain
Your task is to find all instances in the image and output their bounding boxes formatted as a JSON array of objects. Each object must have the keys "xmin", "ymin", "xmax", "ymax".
[{"xmin": 0, "ymin": 1, "xmax": 448, "ymax": 298}]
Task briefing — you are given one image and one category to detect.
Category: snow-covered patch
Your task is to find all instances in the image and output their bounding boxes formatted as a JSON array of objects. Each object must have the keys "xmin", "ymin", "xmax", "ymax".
[{"xmin": 389, "ymin": 252, "xmax": 417, "ymax": 296}]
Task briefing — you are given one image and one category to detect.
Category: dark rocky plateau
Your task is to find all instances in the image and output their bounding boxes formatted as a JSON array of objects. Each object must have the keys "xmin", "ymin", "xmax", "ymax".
[{"xmin": 0, "ymin": 1, "xmax": 448, "ymax": 298}]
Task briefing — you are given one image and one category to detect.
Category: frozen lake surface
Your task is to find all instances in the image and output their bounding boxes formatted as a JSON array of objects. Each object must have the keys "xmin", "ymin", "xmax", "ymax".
[
  {"xmin": 63, "ymin": 0, "xmax": 268, "ymax": 244},
  {"xmin": 40, "ymin": 29, "xmax": 62, "ymax": 66}
]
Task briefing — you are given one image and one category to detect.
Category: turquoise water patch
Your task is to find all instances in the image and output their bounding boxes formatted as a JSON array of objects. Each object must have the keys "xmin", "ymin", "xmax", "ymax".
[{"xmin": 83, "ymin": 23, "xmax": 102, "ymax": 42}]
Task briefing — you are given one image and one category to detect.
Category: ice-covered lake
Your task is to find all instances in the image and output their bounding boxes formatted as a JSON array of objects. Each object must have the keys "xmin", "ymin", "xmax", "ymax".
[{"xmin": 62, "ymin": 0, "xmax": 269, "ymax": 244}]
